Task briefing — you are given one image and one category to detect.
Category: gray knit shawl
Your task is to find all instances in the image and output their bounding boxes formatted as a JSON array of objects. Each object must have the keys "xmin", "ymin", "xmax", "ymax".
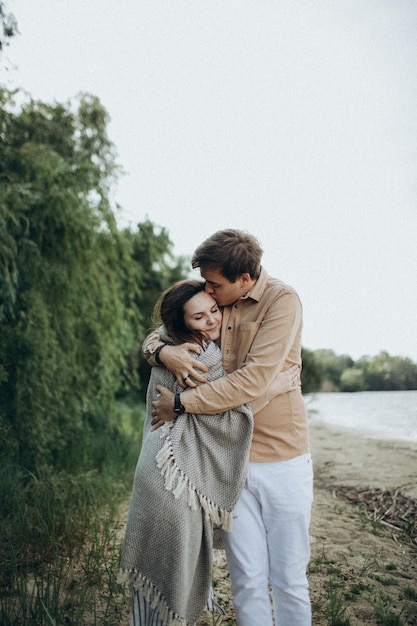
[{"xmin": 119, "ymin": 336, "xmax": 253, "ymax": 625}]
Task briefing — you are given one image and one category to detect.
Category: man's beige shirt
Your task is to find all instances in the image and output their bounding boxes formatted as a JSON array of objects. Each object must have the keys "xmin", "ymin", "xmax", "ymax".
[{"xmin": 144, "ymin": 268, "xmax": 309, "ymax": 462}]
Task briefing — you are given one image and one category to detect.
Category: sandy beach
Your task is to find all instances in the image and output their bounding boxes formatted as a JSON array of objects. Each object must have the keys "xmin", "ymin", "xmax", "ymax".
[{"xmin": 198, "ymin": 421, "xmax": 417, "ymax": 625}]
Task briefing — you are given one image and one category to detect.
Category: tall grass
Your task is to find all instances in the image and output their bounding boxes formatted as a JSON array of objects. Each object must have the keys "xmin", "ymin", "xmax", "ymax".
[{"xmin": 0, "ymin": 396, "xmax": 145, "ymax": 625}]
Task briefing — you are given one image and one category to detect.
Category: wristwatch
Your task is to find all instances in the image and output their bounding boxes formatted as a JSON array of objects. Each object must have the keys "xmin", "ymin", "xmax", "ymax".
[
  {"xmin": 154, "ymin": 345, "xmax": 165, "ymax": 365},
  {"xmin": 174, "ymin": 392, "xmax": 185, "ymax": 415}
]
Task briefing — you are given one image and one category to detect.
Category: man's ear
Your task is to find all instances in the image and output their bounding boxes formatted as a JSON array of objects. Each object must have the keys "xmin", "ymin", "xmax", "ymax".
[{"xmin": 240, "ymin": 273, "xmax": 252, "ymax": 286}]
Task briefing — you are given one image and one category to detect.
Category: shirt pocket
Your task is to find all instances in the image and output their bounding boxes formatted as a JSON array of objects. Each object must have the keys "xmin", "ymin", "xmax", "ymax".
[{"xmin": 238, "ymin": 321, "xmax": 261, "ymax": 360}]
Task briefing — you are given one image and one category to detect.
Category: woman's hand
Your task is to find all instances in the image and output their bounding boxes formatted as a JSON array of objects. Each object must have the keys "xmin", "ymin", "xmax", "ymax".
[
  {"xmin": 275, "ymin": 364, "xmax": 300, "ymax": 394},
  {"xmin": 159, "ymin": 343, "xmax": 209, "ymax": 388},
  {"xmin": 250, "ymin": 364, "xmax": 301, "ymax": 415}
]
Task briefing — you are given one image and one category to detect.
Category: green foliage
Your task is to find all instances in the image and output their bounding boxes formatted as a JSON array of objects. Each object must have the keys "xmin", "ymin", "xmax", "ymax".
[
  {"xmin": 117, "ymin": 220, "xmax": 190, "ymax": 394},
  {"xmin": 0, "ymin": 89, "xmax": 125, "ymax": 468},
  {"xmin": 312, "ymin": 349, "xmax": 354, "ymax": 391},
  {"xmin": 0, "ymin": 88, "xmax": 187, "ymax": 471},
  {"xmin": 0, "ymin": 398, "xmax": 144, "ymax": 625},
  {"xmin": 0, "ymin": 1, "xmax": 17, "ymax": 54},
  {"xmin": 0, "ymin": 464, "xmax": 134, "ymax": 625},
  {"xmin": 357, "ymin": 352, "xmax": 417, "ymax": 391},
  {"xmin": 122, "ymin": 219, "xmax": 189, "ymax": 328},
  {"xmin": 339, "ymin": 367, "xmax": 366, "ymax": 392},
  {"xmin": 301, "ymin": 347, "xmax": 323, "ymax": 394},
  {"xmin": 311, "ymin": 349, "xmax": 417, "ymax": 392}
]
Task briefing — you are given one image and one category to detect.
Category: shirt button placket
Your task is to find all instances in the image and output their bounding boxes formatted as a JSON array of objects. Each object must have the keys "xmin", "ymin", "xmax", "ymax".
[{"xmin": 222, "ymin": 306, "xmax": 237, "ymax": 366}]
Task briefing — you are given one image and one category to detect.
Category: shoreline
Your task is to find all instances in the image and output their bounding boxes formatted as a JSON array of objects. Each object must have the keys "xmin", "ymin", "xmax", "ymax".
[
  {"xmin": 308, "ymin": 419, "xmax": 417, "ymax": 499},
  {"xmin": 305, "ymin": 389, "xmax": 417, "ymax": 444},
  {"xmin": 309, "ymin": 415, "xmax": 417, "ymax": 446},
  {"xmin": 308, "ymin": 420, "xmax": 417, "ymax": 623}
]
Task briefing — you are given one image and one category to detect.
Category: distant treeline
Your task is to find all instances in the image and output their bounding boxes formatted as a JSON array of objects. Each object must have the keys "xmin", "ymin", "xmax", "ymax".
[{"xmin": 301, "ymin": 348, "xmax": 417, "ymax": 393}]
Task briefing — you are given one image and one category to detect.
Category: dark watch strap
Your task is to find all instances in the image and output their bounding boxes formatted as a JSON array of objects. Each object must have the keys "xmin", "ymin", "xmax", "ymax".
[
  {"xmin": 154, "ymin": 345, "xmax": 165, "ymax": 365},
  {"xmin": 174, "ymin": 392, "xmax": 185, "ymax": 415}
]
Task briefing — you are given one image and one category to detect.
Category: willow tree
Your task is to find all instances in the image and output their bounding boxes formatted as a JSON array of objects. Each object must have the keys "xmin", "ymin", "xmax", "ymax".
[
  {"xmin": 0, "ymin": 89, "xmax": 146, "ymax": 470},
  {"xmin": 0, "ymin": 1, "xmax": 17, "ymax": 54}
]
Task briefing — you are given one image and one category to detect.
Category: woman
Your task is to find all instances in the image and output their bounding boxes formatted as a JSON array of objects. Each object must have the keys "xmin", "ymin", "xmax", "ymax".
[
  {"xmin": 119, "ymin": 280, "xmax": 254, "ymax": 626},
  {"xmin": 119, "ymin": 280, "xmax": 295, "ymax": 625}
]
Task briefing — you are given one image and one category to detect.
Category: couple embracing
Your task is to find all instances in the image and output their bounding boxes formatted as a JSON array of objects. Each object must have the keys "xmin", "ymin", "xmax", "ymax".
[{"xmin": 119, "ymin": 229, "xmax": 313, "ymax": 626}]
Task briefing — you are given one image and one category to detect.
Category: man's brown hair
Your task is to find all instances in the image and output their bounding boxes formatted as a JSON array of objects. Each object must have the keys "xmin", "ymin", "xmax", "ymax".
[{"xmin": 191, "ymin": 229, "xmax": 263, "ymax": 282}]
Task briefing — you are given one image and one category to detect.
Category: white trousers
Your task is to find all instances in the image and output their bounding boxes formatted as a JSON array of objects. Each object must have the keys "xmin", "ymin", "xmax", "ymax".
[{"xmin": 222, "ymin": 454, "xmax": 313, "ymax": 626}]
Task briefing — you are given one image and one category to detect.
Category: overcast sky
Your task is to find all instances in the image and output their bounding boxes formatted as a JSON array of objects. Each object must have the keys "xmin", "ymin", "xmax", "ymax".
[{"xmin": 3, "ymin": 0, "xmax": 417, "ymax": 361}]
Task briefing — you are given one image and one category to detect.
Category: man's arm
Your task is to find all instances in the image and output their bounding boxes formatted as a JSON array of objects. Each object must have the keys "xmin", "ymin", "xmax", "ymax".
[
  {"xmin": 150, "ymin": 364, "xmax": 299, "ymax": 430},
  {"xmin": 151, "ymin": 290, "xmax": 303, "ymax": 423}
]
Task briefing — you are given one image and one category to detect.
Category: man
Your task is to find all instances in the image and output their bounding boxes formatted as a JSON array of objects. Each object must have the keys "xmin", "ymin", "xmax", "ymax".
[{"xmin": 145, "ymin": 229, "xmax": 313, "ymax": 626}]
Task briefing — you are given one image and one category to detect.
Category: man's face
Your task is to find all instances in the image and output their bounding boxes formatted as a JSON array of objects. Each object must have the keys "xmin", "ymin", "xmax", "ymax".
[{"xmin": 201, "ymin": 267, "xmax": 251, "ymax": 307}]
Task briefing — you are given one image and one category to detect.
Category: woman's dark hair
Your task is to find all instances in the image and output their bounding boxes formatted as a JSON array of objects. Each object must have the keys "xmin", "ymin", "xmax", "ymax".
[
  {"xmin": 153, "ymin": 280, "xmax": 207, "ymax": 346},
  {"xmin": 191, "ymin": 229, "xmax": 263, "ymax": 282}
]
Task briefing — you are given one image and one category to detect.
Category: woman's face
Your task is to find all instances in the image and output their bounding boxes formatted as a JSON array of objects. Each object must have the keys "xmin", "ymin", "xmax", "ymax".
[{"xmin": 183, "ymin": 291, "xmax": 222, "ymax": 342}]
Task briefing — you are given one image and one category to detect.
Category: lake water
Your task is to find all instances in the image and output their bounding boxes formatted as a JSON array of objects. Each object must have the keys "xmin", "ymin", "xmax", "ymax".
[{"xmin": 305, "ymin": 390, "xmax": 417, "ymax": 441}]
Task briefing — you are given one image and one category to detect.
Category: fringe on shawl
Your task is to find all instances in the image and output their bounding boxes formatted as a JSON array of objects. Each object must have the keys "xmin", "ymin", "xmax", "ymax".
[
  {"xmin": 156, "ymin": 438, "xmax": 233, "ymax": 532},
  {"xmin": 117, "ymin": 569, "xmax": 188, "ymax": 626}
]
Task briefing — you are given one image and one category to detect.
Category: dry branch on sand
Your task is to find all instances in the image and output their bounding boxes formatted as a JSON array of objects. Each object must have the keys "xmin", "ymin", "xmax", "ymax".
[{"xmin": 335, "ymin": 485, "xmax": 417, "ymax": 548}]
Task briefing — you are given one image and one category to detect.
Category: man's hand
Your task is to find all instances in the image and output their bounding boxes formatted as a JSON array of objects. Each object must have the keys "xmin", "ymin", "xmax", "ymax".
[
  {"xmin": 151, "ymin": 385, "xmax": 176, "ymax": 431},
  {"xmin": 159, "ymin": 343, "xmax": 208, "ymax": 388}
]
